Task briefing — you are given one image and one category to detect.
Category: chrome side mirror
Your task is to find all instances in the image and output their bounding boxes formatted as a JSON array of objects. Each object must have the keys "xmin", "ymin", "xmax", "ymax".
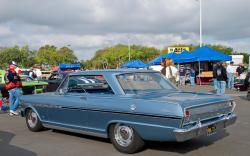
[{"xmin": 59, "ymin": 88, "xmax": 67, "ymax": 95}]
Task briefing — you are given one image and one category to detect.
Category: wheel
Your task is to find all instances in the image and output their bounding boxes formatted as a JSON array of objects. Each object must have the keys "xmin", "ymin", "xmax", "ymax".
[
  {"xmin": 25, "ymin": 109, "xmax": 43, "ymax": 132},
  {"xmin": 109, "ymin": 124, "xmax": 145, "ymax": 154}
]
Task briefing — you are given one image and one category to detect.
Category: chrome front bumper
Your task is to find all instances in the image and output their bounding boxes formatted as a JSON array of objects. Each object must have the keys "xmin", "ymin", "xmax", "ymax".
[{"xmin": 174, "ymin": 113, "xmax": 237, "ymax": 142}]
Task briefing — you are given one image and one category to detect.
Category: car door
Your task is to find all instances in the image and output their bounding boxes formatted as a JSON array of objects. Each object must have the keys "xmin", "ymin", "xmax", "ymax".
[
  {"xmin": 86, "ymin": 94, "xmax": 134, "ymax": 134},
  {"xmin": 46, "ymin": 76, "xmax": 88, "ymax": 130},
  {"xmin": 80, "ymin": 75, "xmax": 134, "ymax": 135}
]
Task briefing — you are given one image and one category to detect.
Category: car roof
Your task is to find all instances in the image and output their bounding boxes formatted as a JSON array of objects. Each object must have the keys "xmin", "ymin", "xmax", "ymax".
[{"xmin": 68, "ymin": 69, "xmax": 159, "ymax": 76}]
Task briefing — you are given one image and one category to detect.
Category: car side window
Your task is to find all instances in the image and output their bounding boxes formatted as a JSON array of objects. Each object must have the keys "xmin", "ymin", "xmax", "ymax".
[{"xmin": 65, "ymin": 75, "xmax": 114, "ymax": 94}]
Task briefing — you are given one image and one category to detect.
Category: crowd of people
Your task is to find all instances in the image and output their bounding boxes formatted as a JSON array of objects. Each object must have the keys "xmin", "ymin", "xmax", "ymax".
[
  {"xmin": 213, "ymin": 62, "xmax": 246, "ymax": 94},
  {"xmin": 159, "ymin": 58, "xmax": 247, "ymax": 95},
  {"xmin": 159, "ymin": 58, "xmax": 196, "ymax": 86}
]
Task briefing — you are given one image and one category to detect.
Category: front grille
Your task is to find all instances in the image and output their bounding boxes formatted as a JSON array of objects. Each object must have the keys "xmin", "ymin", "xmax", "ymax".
[{"xmin": 183, "ymin": 102, "xmax": 232, "ymax": 126}]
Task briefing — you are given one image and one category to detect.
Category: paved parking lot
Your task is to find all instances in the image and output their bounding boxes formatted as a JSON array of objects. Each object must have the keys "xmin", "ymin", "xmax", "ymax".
[{"xmin": 0, "ymin": 85, "xmax": 250, "ymax": 156}]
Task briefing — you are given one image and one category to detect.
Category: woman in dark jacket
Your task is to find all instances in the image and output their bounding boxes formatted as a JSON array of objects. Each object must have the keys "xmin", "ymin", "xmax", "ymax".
[{"xmin": 213, "ymin": 62, "xmax": 227, "ymax": 94}]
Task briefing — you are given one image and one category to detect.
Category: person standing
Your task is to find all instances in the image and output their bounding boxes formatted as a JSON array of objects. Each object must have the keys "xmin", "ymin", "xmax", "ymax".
[
  {"xmin": 34, "ymin": 67, "xmax": 42, "ymax": 80},
  {"xmin": 160, "ymin": 59, "xmax": 166, "ymax": 76},
  {"xmin": 226, "ymin": 61, "xmax": 235, "ymax": 89},
  {"xmin": 29, "ymin": 67, "xmax": 36, "ymax": 79},
  {"xmin": 179, "ymin": 65, "xmax": 186, "ymax": 86},
  {"xmin": 213, "ymin": 62, "xmax": 227, "ymax": 95},
  {"xmin": 189, "ymin": 67, "xmax": 196, "ymax": 86},
  {"xmin": 15, "ymin": 66, "xmax": 21, "ymax": 75},
  {"xmin": 5, "ymin": 61, "xmax": 22, "ymax": 116},
  {"xmin": 165, "ymin": 59, "xmax": 178, "ymax": 85},
  {"xmin": 236, "ymin": 63, "xmax": 245, "ymax": 77}
]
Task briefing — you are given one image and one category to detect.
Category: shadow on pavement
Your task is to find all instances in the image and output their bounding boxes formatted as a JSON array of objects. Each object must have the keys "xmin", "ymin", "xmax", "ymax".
[
  {"xmin": 52, "ymin": 128, "xmax": 229, "ymax": 154},
  {"xmin": 239, "ymin": 95, "xmax": 249, "ymax": 101},
  {"xmin": 0, "ymin": 131, "xmax": 37, "ymax": 156},
  {"xmin": 52, "ymin": 129, "xmax": 110, "ymax": 143},
  {"xmin": 147, "ymin": 130, "xmax": 229, "ymax": 154}
]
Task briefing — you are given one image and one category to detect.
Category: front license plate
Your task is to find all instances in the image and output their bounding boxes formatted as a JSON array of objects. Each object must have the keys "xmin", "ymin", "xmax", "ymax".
[{"xmin": 207, "ymin": 124, "xmax": 216, "ymax": 136}]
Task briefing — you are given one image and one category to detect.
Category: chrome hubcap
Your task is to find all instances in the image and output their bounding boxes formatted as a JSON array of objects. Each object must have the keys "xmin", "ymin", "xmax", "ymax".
[
  {"xmin": 27, "ymin": 111, "xmax": 38, "ymax": 128},
  {"xmin": 114, "ymin": 125, "xmax": 133, "ymax": 147}
]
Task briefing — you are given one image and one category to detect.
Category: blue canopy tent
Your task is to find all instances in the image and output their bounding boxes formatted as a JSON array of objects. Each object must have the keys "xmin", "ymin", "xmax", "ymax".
[
  {"xmin": 148, "ymin": 51, "xmax": 196, "ymax": 65},
  {"xmin": 148, "ymin": 47, "xmax": 232, "ymax": 85},
  {"xmin": 148, "ymin": 55, "xmax": 165, "ymax": 65},
  {"xmin": 188, "ymin": 46, "xmax": 232, "ymax": 62},
  {"xmin": 180, "ymin": 46, "xmax": 232, "ymax": 85},
  {"xmin": 121, "ymin": 60, "xmax": 149, "ymax": 68},
  {"xmin": 59, "ymin": 63, "xmax": 81, "ymax": 70},
  {"xmin": 164, "ymin": 50, "xmax": 199, "ymax": 63}
]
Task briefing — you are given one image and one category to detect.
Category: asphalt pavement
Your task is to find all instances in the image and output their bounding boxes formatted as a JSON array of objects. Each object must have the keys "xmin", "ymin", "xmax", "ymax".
[{"xmin": 0, "ymin": 85, "xmax": 250, "ymax": 156}]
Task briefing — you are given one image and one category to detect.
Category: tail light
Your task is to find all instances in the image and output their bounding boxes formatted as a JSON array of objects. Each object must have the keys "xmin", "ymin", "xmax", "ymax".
[{"xmin": 184, "ymin": 110, "xmax": 191, "ymax": 118}]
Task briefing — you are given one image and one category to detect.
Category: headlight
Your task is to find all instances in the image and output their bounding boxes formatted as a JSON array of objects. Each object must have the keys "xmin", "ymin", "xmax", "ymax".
[{"xmin": 229, "ymin": 101, "xmax": 236, "ymax": 112}]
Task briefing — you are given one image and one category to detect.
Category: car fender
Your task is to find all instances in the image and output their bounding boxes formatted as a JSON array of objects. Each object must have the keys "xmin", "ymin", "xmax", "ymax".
[{"xmin": 23, "ymin": 105, "xmax": 42, "ymax": 122}]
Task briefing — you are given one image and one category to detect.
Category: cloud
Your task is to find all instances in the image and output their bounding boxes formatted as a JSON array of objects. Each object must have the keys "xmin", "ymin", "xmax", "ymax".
[{"xmin": 0, "ymin": 0, "xmax": 250, "ymax": 60}]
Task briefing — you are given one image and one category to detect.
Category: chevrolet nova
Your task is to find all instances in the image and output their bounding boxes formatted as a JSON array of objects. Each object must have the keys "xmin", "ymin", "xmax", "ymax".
[{"xmin": 20, "ymin": 70, "xmax": 237, "ymax": 153}]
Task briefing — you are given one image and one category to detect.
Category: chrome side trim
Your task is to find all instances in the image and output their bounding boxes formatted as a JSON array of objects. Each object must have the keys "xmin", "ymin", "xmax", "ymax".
[{"xmin": 43, "ymin": 123, "xmax": 107, "ymax": 138}]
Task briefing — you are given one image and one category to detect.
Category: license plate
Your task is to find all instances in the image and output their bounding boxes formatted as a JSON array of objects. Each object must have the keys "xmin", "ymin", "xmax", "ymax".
[{"xmin": 207, "ymin": 124, "xmax": 216, "ymax": 136}]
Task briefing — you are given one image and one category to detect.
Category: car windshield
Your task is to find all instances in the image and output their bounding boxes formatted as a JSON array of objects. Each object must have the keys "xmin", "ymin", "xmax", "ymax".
[{"xmin": 116, "ymin": 72, "xmax": 177, "ymax": 94}]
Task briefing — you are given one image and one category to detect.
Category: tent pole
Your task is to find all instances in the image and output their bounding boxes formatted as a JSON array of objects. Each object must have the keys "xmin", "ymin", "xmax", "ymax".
[
  {"xmin": 198, "ymin": 60, "xmax": 201, "ymax": 86},
  {"xmin": 178, "ymin": 63, "xmax": 180, "ymax": 87}
]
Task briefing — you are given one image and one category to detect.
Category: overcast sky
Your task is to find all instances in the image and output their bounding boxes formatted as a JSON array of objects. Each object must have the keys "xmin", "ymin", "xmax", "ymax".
[{"xmin": 0, "ymin": 0, "xmax": 250, "ymax": 60}]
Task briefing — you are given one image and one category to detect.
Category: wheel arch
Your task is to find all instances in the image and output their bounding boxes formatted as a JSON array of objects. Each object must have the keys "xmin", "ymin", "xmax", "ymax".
[
  {"xmin": 106, "ymin": 120, "xmax": 142, "ymax": 139},
  {"xmin": 106, "ymin": 120, "xmax": 177, "ymax": 141},
  {"xmin": 23, "ymin": 105, "xmax": 42, "ymax": 122}
]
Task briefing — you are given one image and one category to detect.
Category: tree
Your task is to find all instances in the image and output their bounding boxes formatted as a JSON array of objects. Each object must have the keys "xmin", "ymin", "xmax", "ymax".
[
  {"xmin": 36, "ymin": 45, "xmax": 58, "ymax": 66},
  {"xmin": 57, "ymin": 47, "xmax": 78, "ymax": 64},
  {"xmin": 85, "ymin": 44, "xmax": 161, "ymax": 69},
  {"xmin": 0, "ymin": 45, "xmax": 32, "ymax": 68}
]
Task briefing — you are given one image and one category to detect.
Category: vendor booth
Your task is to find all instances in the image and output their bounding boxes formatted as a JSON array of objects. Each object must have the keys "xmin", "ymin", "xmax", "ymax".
[
  {"xmin": 148, "ymin": 46, "xmax": 232, "ymax": 85},
  {"xmin": 188, "ymin": 46, "xmax": 232, "ymax": 85}
]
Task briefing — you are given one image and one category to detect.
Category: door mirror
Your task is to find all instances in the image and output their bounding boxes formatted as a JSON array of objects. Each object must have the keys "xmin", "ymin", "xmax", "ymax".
[{"xmin": 59, "ymin": 88, "xmax": 67, "ymax": 95}]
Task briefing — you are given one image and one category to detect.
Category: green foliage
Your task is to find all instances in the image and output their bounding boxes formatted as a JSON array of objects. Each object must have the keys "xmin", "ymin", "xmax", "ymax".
[
  {"xmin": 0, "ymin": 45, "xmax": 32, "ymax": 68},
  {"xmin": 86, "ymin": 44, "xmax": 161, "ymax": 69},
  {"xmin": 0, "ymin": 43, "xmax": 248, "ymax": 70},
  {"xmin": 57, "ymin": 47, "xmax": 78, "ymax": 64},
  {"xmin": 0, "ymin": 45, "xmax": 78, "ymax": 69}
]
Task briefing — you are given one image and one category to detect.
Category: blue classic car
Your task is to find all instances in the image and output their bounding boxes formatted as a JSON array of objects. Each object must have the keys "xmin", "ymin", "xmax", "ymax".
[{"xmin": 20, "ymin": 70, "xmax": 237, "ymax": 153}]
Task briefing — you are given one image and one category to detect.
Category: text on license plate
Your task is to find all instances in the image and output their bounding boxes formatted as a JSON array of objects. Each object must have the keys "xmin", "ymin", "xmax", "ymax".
[{"xmin": 207, "ymin": 124, "xmax": 216, "ymax": 135}]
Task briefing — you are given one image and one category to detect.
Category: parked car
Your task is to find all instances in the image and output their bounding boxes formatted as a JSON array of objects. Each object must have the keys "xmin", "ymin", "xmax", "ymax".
[
  {"xmin": 234, "ymin": 71, "xmax": 250, "ymax": 91},
  {"xmin": 20, "ymin": 75, "xmax": 48, "ymax": 94},
  {"xmin": 20, "ymin": 70, "xmax": 237, "ymax": 153},
  {"xmin": 246, "ymin": 71, "xmax": 250, "ymax": 100},
  {"xmin": 247, "ymin": 86, "xmax": 250, "ymax": 100},
  {"xmin": 0, "ymin": 70, "xmax": 8, "ymax": 98},
  {"xmin": 45, "ymin": 71, "xmax": 70, "ymax": 92}
]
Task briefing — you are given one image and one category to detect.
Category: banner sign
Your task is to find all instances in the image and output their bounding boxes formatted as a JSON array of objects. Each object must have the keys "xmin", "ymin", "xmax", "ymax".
[{"xmin": 168, "ymin": 47, "xmax": 190, "ymax": 54}]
